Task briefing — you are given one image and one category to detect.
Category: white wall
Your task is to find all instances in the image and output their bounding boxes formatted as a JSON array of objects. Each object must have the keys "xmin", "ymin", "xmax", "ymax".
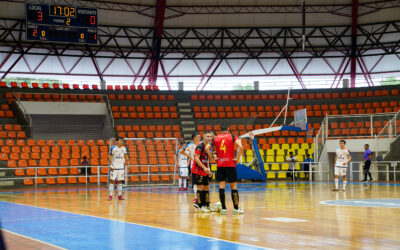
[
  {"xmin": 325, "ymin": 138, "xmax": 391, "ymax": 153},
  {"xmin": 19, "ymin": 101, "xmax": 108, "ymax": 115}
]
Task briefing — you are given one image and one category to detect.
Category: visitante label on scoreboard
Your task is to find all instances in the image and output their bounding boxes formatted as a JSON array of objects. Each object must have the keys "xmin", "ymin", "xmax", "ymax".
[{"xmin": 26, "ymin": 3, "xmax": 97, "ymax": 44}]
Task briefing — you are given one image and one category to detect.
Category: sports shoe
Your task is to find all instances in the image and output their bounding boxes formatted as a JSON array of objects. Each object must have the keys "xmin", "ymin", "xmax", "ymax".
[
  {"xmin": 108, "ymin": 196, "xmax": 112, "ymax": 201},
  {"xmin": 193, "ymin": 203, "xmax": 200, "ymax": 210},
  {"xmin": 220, "ymin": 209, "xmax": 227, "ymax": 215},
  {"xmin": 179, "ymin": 187, "xmax": 183, "ymax": 191},
  {"xmin": 207, "ymin": 205, "xmax": 215, "ymax": 212},
  {"xmin": 368, "ymin": 179, "xmax": 374, "ymax": 183},
  {"xmin": 118, "ymin": 195, "xmax": 124, "ymax": 200},
  {"xmin": 201, "ymin": 206, "xmax": 211, "ymax": 213},
  {"xmin": 362, "ymin": 180, "xmax": 368, "ymax": 183},
  {"xmin": 332, "ymin": 188, "xmax": 339, "ymax": 192},
  {"xmin": 233, "ymin": 208, "xmax": 244, "ymax": 215}
]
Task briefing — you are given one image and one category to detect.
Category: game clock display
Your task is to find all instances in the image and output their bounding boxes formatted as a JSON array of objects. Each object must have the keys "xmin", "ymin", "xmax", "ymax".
[{"xmin": 26, "ymin": 3, "xmax": 97, "ymax": 44}]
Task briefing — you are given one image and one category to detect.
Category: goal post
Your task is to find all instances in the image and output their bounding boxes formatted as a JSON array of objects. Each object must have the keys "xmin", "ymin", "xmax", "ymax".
[{"xmin": 108, "ymin": 137, "xmax": 180, "ymax": 186}]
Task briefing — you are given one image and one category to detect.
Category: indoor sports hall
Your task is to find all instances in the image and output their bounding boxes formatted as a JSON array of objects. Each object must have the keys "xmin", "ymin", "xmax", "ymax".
[{"xmin": 0, "ymin": 0, "xmax": 400, "ymax": 249}]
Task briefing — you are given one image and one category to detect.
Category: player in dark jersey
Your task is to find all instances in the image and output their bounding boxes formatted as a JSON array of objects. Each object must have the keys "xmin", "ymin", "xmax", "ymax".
[
  {"xmin": 206, "ymin": 124, "xmax": 244, "ymax": 215},
  {"xmin": 192, "ymin": 131, "xmax": 213, "ymax": 212}
]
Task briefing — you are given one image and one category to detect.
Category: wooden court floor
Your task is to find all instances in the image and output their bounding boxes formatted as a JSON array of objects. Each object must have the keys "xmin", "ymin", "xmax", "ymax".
[{"xmin": 1, "ymin": 182, "xmax": 400, "ymax": 249}]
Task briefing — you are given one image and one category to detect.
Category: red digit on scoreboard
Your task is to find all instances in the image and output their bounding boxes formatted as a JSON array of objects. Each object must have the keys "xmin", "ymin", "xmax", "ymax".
[
  {"xmin": 33, "ymin": 29, "xmax": 38, "ymax": 36},
  {"xmin": 90, "ymin": 16, "xmax": 96, "ymax": 25},
  {"xmin": 37, "ymin": 11, "xmax": 43, "ymax": 21}
]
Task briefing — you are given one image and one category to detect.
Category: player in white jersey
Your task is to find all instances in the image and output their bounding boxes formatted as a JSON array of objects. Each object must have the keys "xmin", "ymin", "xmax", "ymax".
[
  {"xmin": 180, "ymin": 133, "xmax": 200, "ymax": 201},
  {"xmin": 108, "ymin": 137, "xmax": 129, "ymax": 200},
  {"xmin": 176, "ymin": 143, "xmax": 190, "ymax": 191},
  {"xmin": 333, "ymin": 139, "xmax": 352, "ymax": 192}
]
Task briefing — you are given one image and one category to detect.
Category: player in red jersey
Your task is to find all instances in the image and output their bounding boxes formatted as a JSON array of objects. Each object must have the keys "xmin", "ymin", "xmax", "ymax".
[
  {"xmin": 192, "ymin": 131, "xmax": 213, "ymax": 212},
  {"xmin": 206, "ymin": 124, "xmax": 244, "ymax": 215}
]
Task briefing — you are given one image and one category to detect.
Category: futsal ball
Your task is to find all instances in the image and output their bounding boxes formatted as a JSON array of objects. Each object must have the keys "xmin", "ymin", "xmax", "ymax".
[{"xmin": 213, "ymin": 202, "xmax": 222, "ymax": 212}]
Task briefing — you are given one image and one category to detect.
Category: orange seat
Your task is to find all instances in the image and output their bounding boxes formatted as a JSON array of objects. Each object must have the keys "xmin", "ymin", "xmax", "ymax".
[
  {"xmin": 9, "ymin": 153, "xmax": 19, "ymax": 160},
  {"xmin": 59, "ymin": 167, "xmax": 69, "ymax": 175},
  {"xmin": 18, "ymin": 160, "xmax": 27, "ymax": 167},
  {"xmin": 70, "ymin": 168, "xmax": 79, "ymax": 175},
  {"xmin": 78, "ymin": 177, "xmax": 87, "ymax": 183},
  {"xmin": 151, "ymin": 175, "xmax": 160, "ymax": 182},
  {"xmin": 89, "ymin": 177, "xmax": 98, "ymax": 183},
  {"xmin": 68, "ymin": 177, "xmax": 77, "ymax": 184},
  {"xmin": 15, "ymin": 169, "xmax": 25, "ymax": 176},
  {"xmin": 70, "ymin": 159, "xmax": 79, "ymax": 166},
  {"xmin": 57, "ymin": 178, "xmax": 67, "ymax": 184},
  {"xmin": 46, "ymin": 178, "xmax": 56, "ymax": 185},
  {"xmin": 24, "ymin": 178, "xmax": 34, "ymax": 185},
  {"xmin": 141, "ymin": 175, "xmax": 149, "ymax": 182},
  {"xmin": 161, "ymin": 175, "xmax": 170, "ymax": 181},
  {"xmin": 48, "ymin": 168, "xmax": 58, "ymax": 175},
  {"xmin": 130, "ymin": 175, "xmax": 140, "ymax": 182}
]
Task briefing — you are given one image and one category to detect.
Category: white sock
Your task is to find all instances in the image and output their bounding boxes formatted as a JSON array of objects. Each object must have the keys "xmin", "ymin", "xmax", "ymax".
[
  {"xmin": 183, "ymin": 179, "xmax": 187, "ymax": 188},
  {"xmin": 343, "ymin": 181, "xmax": 347, "ymax": 190},
  {"xmin": 179, "ymin": 178, "xmax": 182, "ymax": 188},
  {"xmin": 194, "ymin": 185, "xmax": 197, "ymax": 198},
  {"xmin": 335, "ymin": 179, "xmax": 339, "ymax": 189},
  {"xmin": 118, "ymin": 184, "xmax": 123, "ymax": 196},
  {"xmin": 109, "ymin": 183, "xmax": 114, "ymax": 196}
]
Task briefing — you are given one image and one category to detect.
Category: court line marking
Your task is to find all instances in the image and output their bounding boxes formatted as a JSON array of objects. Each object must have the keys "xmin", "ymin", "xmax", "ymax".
[
  {"xmin": 0, "ymin": 181, "xmax": 398, "ymax": 195},
  {"xmin": 1, "ymin": 200, "xmax": 273, "ymax": 250},
  {"xmin": 1, "ymin": 228, "xmax": 66, "ymax": 250},
  {"xmin": 319, "ymin": 199, "xmax": 400, "ymax": 208},
  {"xmin": 262, "ymin": 217, "xmax": 308, "ymax": 223}
]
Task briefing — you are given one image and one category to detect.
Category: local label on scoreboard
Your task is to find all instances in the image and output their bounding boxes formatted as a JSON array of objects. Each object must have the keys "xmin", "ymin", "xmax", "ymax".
[{"xmin": 26, "ymin": 3, "xmax": 97, "ymax": 44}]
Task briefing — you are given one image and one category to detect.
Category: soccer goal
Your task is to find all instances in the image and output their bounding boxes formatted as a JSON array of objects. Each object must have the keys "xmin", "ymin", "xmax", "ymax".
[{"xmin": 108, "ymin": 137, "xmax": 180, "ymax": 186}]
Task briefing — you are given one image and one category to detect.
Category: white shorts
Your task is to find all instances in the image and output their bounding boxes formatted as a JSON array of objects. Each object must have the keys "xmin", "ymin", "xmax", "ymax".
[
  {"xmin": 334, "ymin": 166, "xmax": 347, "ymax": 176},
  {"xmin": 179, "ymin": 167, "xmax": 189, "ymax": 178},
  {"xmin": 110, "ymin": 169, "xmax": 125, "ymax": 181}
]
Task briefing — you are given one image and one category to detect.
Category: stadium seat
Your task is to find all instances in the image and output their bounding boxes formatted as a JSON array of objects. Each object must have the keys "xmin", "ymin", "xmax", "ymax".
[
  {"xmin": 68, "ymin": 177, "xmax": 77, "ymax": 184},
  {"xmin": 57, "ymin": 178, "xmax": 67, "ymax": 184}
]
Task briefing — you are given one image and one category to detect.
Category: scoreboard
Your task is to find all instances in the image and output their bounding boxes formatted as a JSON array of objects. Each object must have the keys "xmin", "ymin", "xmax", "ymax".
[{"xmin": 26, "ymin": 3, "xmax": 97, "ymax": 44}]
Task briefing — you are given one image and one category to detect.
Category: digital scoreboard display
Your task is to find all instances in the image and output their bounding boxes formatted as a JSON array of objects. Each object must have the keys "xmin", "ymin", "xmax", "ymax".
[{"xmin": 26, "ymin": 3, "xmax": 97, "ymax": 44}]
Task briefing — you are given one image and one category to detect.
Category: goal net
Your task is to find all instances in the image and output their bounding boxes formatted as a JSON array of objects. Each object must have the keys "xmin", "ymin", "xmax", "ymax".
[{"xmin": 109, "ymin": 137, "xmax": 180, "ymax": 186}]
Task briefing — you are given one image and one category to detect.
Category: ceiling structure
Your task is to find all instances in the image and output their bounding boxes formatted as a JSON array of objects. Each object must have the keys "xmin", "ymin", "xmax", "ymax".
[{"xmin": 0, "ymin": 0, "xmax": 399, "ymax": 90}]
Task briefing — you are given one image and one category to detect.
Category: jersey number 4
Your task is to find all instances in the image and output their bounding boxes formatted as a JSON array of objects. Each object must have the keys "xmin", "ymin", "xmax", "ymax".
[{"xmin": 220, "ymin": 139, "xmax": 226, "ymax": 153}]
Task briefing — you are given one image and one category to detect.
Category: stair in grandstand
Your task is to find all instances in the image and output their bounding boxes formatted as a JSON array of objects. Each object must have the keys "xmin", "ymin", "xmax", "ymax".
[
  {"xmin": 384, "ymin": 136, "xmax": 400, "ymax": 161},
  {"xmin": 0, "ymin": 161, "xmax": 14, "ymax": 187},
  {"xmin": 178, "ymin": 102, "xmax": 195, "ymax": 142}
]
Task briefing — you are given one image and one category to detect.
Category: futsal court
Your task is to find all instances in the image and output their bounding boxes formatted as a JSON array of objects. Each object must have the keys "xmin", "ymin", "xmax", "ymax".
[{"xmin": 1, "ymin": 181, "xmax": 400, "ymax": 249}]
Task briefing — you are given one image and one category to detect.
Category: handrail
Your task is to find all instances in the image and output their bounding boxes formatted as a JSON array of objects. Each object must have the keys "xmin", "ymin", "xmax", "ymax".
[
  {"xmin": 14, "ymin": 93, "xmax": 32, "ymax": 127},
  {"xmin": 377, "ymin": 109, "xmax": 399, "ymax": 138},
  {"xmin": 104, "ymin": 94, "xmax": 115, "ymax": 129}
]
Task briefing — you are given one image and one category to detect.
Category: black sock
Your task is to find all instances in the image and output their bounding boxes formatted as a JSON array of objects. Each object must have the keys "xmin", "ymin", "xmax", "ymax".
[
  {"xmin": 201, "ymin": 190, "xmax": 207, "ymax": 207},
  {"xmin": 205, "ymin": 190, "xmax": 210, "ymax": 207},
  {"xmin": 368, "ymin": 173, "xmax": 372, "ymax": 180},
  {"xmin": 363, "ymin": 173, "xmax": 367, "ymax": 181},
  {"xmin": 196, "ymin": 190, "xmax": 202, "ymax": 205},
  {"xmin": 219, "ymin": 188, "xmax": 226, "ymax": 209},
  {"xmin": 231, "ymin": 189, "xmax": 239, "ymax": 210}
]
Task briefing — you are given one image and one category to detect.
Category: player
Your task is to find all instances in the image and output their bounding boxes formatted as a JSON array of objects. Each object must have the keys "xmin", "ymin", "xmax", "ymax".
[
  {"xmin": 206, "ymin": 124, "xmax": 244, "ymax": 215},
  {"xmin": 108, "ymin": 137, "xmax": 129, "ymax": 200},
  {"xmin": 333, "ymin": 139, "xmax": 352, "ymax": 192},
  {"xmin": 192, "ymin": 131, "xmax": 213, "ymax": 212},
  {"xmin": 181, "ymin": 133, "xmax": 201, "ymax": 201},
  {"xmin": 176, "ymin": 142, "xmax": 190, "ymax": 191},
  {"xmin": 362, "ymin": 144, "xmax": 373, "ymax": 183}
]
